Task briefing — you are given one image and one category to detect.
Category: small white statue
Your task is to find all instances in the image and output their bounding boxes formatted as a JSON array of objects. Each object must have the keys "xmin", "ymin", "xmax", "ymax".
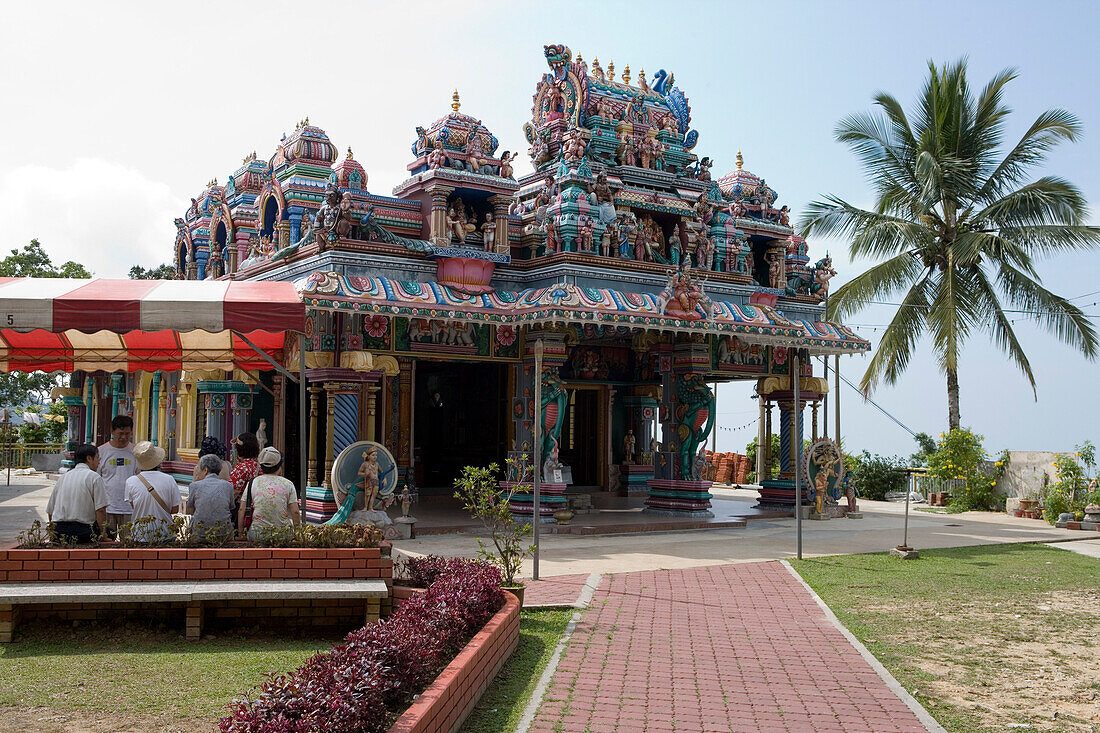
[{"xmin": 256, "ymin": 418, "xmax": 268, "ymax": 450}]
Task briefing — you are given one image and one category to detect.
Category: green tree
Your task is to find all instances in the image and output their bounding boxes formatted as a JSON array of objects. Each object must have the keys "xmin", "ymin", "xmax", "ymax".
[
  {"xmin": 800, "ymin": 61, "xmax": 1099, "ymax": 429},
  {"xmin": 129, "ymin": 263, "xmax": 178, "ymax": 279},
  {"xmin": 0, "ymin": 240, "xmax": 91, "ymax": 410},
  {"xmin": 0, "ymin": 239, "xmax": 90, "ymax": 278},
  {"xmin": 910, "ymin": 431, "xmax": 937, "ymax": 467}
]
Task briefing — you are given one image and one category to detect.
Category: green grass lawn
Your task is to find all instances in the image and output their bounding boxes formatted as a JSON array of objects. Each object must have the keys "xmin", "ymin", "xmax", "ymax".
[
  {"xmin": 0, "ymin": 608, "xmax": 574, "ymax": 732},
  {"xmin": 0, "ymin": 621, "xmax": 330, "ymax": 720},
  {"xmin": 792, "ymin": 543, "xmax": 1100, "ymax": 733},
  {"xmin": 460, "ymin": 607, "xmax": 573, "ymax": 733}
]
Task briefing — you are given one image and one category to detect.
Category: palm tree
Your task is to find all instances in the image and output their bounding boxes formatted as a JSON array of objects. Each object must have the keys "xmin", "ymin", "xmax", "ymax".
[{"xmin": 800, "ymin": 60, "xmax": 1099, "ymax": 429}]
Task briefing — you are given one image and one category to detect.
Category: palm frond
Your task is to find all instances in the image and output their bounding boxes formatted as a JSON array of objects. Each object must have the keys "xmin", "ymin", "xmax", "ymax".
[
  {"xmin": 997, "ymin": 264, "xmax": 1099, "ymax": 358},
  {"xmin": 976, "ymin": 176, "xmax": 1089, "ymax": 227},
  {"xmin": 826, "ymin": 252, "xmax": 926, "ymax": 320},
  {"xmin": 858, "ymin": 277, "xmax": 931, "ymax": 392},
  {"xmin": 970, "ymin": 268, "xmax": 1037, "ymax": 398},
  {"xmin": 799, "ymin": 197, "xmax": 930, "ymax": 260},
  {"xmin": 978, "ymin": 109, "xmax": 1082, "ymax": 200},
  {"xmin": 996, "ymin": 224, "xmax": 1100, "ymax": 257}
]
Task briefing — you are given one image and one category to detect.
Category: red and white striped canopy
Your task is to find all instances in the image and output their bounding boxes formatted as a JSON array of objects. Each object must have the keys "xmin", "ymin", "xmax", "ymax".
[{"xmin": 0, "ymin": 278, "xmax": 306, "ymax": 373}]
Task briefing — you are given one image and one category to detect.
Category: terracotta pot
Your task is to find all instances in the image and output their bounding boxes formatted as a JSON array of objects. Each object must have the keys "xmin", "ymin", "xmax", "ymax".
[{"xmin": 502, "ymin": 584, "xmax": 524, "ymax": 606}]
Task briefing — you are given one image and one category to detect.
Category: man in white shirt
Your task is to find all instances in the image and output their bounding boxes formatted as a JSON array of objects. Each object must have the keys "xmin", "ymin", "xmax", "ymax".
[
  {"xmin": 47, "ymin": 444, "xmax": 109, "ymax": 544},
  {"xmin": 98, "ymin": 415, "xmax": 137, "ymax": 538},
  {"xmin": 125, "ymin": 441, "xmax": 181, "ymax": 544}
]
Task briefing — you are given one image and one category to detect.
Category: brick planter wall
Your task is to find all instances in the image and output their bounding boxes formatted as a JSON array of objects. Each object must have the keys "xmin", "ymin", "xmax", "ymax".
[
  {"xmin": 0, "ymin": 544, "xmax": 393, "ymax": 585},
  {"xmin": 388, "ymin": 591, "xmax": 521, "ymax": 733}
]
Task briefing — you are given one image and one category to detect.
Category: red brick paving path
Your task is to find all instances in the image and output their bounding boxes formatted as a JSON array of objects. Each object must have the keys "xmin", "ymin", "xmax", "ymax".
[
  {"xmin": 529, "ymin": 562, "xmax": 929, "ymax": 732},
  {"xmin": 522, "ymin": 573, "xmax": 592, "ymax": 606}
]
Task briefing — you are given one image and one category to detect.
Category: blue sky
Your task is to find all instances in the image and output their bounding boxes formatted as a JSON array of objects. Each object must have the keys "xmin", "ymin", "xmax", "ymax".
[{"xmin": 1, "ymin": 0, "xmax": 1097, "ymax": 459}]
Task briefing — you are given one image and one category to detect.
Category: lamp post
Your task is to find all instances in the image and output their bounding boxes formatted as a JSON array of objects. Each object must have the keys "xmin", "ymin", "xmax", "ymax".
[
  {"xmin": 792, "ymin": 349, "xmax": 802, "ymax": 560},
  {"xmin": 532, "ymin": 339, "xmax": 543, "ymax": 581}
]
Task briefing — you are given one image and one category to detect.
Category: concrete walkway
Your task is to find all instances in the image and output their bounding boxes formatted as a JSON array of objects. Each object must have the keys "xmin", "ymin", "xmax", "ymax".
[
  {"xmin": 526, "ymin": 562, "xmax": 932, "ymax": 733},
  {"xmin": 397, "ymin": 489, "xmax": 1086, "ymax": 578}
]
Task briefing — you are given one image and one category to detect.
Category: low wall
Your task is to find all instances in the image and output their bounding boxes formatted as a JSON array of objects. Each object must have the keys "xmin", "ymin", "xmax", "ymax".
[
  {"xmin": 12, "ymin": 597, "xmax": 380, "ymax": 632},
  {"xmin": 0, "ymin": 544, "xmax": 393, "ymax": 585},
  {"xmin": 389, "ymin": 591, "xmax": 521, "ymax": 733},
  {"xmin": 999, "ymin": 451, "xmax": 1061, "ymax": 499}
]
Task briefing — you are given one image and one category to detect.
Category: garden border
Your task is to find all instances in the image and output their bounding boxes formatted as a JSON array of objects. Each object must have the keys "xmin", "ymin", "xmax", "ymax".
[
  {"xmin": 0, "ymin": 542, "xmax": 393, "ymax": 584},
  {"xmin": 388, "ymin": 590, "xmax": 521, "ymax": 733}
]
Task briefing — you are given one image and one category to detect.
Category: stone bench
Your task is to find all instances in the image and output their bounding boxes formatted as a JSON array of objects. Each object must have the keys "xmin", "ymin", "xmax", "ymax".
[{"xmin": 0, "ymin": 579, "xmax": 389, "ymax": 642}]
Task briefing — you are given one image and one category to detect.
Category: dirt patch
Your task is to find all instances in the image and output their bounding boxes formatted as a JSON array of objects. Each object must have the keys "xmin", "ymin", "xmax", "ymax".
[
  {"xmin": 0, "ymin": 707, "xmax": 212, "ymax": 733},
  {"xmin": 885, "ymin": 593, "xmax": 1100, "ymax": 732}
]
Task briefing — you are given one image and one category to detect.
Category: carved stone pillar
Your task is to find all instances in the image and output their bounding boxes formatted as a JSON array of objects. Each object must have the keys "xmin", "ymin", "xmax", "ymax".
[
  {"xmin": 167, "ymin": 375, "xmax": 178, "ymax": 462},
  {"xmin": 427, "ymin": 185, "xmax": 454, "ymax": 245},
  {"xmin": 365, "ymin": 385, "xmax": 378, "ymax": 442},
  {"xmin": 812, "ymin": 401, "xmax": 819, "ymax": 442},
  {"xmin": 397, "ymin": 358, "xmax": 413, "ymax": 473},
  {"xmin": 272, "ymin": 374, "xmax": 285, "ymax": 453},
  {"xmin": 277, "ymin": 220, "xmax": 291, "ymax": 248},
  {"xmin": 227, "ymin": 243, "xmax": 238, "ymax": 274},
  {"xmin": 307, "ymin": 385, "xmax": 322, "ymax": 486},
  {"xmin": 489, "ymin": 195, "xmax": 511, "ymax": 255},
  {"xmin": 148, "ymin": 371, "xmax": 161, "ymax": 445}
]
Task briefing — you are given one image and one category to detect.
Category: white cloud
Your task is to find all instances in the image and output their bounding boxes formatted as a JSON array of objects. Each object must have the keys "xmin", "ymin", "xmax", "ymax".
[{"xmin": 0, "ymin": 158, "xmax": 183, "ymax": 278}]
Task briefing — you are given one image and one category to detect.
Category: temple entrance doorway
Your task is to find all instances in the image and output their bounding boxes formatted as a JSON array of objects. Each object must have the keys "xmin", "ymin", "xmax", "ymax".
[
  {"xmin": 558, "ymin": 386, "xmax": 601, "ymax": 489},
  {"xmin": 414, "ymin": 360, "xmax": 508, "ymax": 495}
]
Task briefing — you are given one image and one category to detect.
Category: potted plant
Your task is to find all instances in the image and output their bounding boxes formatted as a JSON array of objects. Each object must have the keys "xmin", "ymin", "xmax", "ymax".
[{"xmin": 454, "ymin": 457, "xmax": 535, "ymax": 604}]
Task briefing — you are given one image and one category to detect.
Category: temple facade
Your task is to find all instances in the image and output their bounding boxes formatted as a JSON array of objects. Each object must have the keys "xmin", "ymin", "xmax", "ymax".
[{"xmin": 102, "ymin": 43, "xmax": 868, "ymax": 520}]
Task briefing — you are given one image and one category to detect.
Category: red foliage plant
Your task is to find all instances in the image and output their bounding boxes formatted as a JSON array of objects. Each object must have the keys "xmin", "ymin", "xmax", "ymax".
[{"xmin": 219, "ymin": 557, "xmax": 504, "ymax": 733}]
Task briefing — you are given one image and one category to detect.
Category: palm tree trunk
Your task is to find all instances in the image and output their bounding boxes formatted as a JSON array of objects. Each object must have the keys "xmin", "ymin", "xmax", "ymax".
[{"xmin": 946, "ymin": 367, "xmax": 961, "ymax": 430}]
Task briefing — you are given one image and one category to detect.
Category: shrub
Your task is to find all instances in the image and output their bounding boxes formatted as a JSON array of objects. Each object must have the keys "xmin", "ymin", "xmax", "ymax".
[
  {"xmin": 453, "ymin": 459, "xmax": 534, "ymax": 586},
  {"xmin": 401, "ymin": 555, "xmax": 486, "ymax": 588},
  {"xmin": 220, "ymin": 557, "xmax": 504, "ymax": 732},
  {"xmin": 849, "ymin": 451, "xmax": 908, "ymax": 501},
  {"xmin": 744, "ymin": 435, "xmax": 781, "ymax": 483},
  {"xmin": 928, "ymin": 428, "xmax": 1004, "ymax": 512},
  {"xmin": 1042, "ymin": 442, "xmax": 1096, "ymax": 524}
]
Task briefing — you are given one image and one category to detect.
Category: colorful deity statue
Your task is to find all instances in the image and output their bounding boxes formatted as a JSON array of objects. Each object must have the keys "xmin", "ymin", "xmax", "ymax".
[
  {"xmin": 668, "ymin": 232, "xmax": 681, "ymax": 267},
  {"xmin": 314, "ymin": 182, "xmax": 351, "ymax": 251},
  {"xmin": 676, "ymin": 373, "xmax": 715, "ymax": 481},
  {"xmin": 727, "ymin": 197, "xmax": 746, "ymax": 219},
  {"xmin": 757, "ymin": 178, "xmax": 774, "ymax": 218},
  {"xmin": 623, "ymin": 428, "xmax": 636, "ymax": 464},
  {"xmin": 499, "ymin": 150, "xmax": 518, "ymax": 179},
  {"xmin": 661, "ymin": 261, "xmax": 712, "ymax": 320},
  {"xmin": 540, "ymin": 368, "xmax": 568, "ymax": 467},
  {"xmin": 562, "ymin": 127, "xmax": 588, "ymax": 162},
  {"xmin": 466, "ymin": 127, "xmax": 490, "ymax": 174},
  {"xmin": 357, "ymin": 446, "xmax": 381, "ymax": 511},
  {"xmin": 446, "ymin": 199, "xmax": 475, "ymax": 243},
  {"xmin": 428, "ymin": 139, "xmax": 447, "ymax": 169},
  {"xmin": 481, "ymin": 211, "xmax": 495, "ymax": 249}
]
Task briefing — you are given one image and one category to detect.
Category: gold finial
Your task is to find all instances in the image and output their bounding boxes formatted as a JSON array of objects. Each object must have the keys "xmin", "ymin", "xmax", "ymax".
[
  {"xmin": 608, "ymin": 60, "xmax": 615, "ymax": 81},
  {"xmin": 452, "ymin": 89, "xmax": 461, "ymax": 113},
  {"xmin": 622, "ymin": 64, "xmax": 631, "ymax": 86},
  {"xmin": 304, "ymin": 116, "xmax": 310, "ymax": 125},
  {"xmin": 593, "ymin": 56, "xmax": 600, "ymax": 67},
  {"xmin": 347, "ymin": 146, "xmax": 354, "ymax": 160},
  {"xmin": 736, "ymin": 150, "xmax": 743, "ymax": 170},
  {"xmin": 577, "ymin": 53, "xmax": 584, "ymax": 64},
  {"xmin": 639, "ymin": 68, "xmax": 645, "ymax": 83}
]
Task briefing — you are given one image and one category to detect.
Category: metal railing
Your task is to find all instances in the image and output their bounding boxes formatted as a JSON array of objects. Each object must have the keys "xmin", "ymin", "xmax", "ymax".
[
  {"xmin": 0, "ymin": 443, "xmax": 65, "ymax": 469},
  {"xmin": 913, "ymin": 473, "xmax": 966, "ymax": 497}
]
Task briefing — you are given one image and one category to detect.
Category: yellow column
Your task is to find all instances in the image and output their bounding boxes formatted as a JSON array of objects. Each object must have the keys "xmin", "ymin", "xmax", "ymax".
[
  {"xmin": 307, "ymin": 385, "xmax": 322, "ymax": 486},
  {"xmin": 365, "ymin": 386, "xmax": 378, "ymax": 442},
  {"xmin": 323, "ymin": 384, "xmax": 337, "ymax": 489}
]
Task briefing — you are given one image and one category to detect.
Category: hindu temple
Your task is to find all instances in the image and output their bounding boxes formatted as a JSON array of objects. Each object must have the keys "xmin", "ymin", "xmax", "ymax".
[{"xmin": 66, "ymin": 44, "xmax": 869, "ymax": 521}]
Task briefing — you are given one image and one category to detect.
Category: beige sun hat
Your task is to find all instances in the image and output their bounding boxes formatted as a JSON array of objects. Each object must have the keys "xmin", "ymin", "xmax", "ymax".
[{"xmin": 133, "ymin": 441, "xmax": 166, "ymax": 471}]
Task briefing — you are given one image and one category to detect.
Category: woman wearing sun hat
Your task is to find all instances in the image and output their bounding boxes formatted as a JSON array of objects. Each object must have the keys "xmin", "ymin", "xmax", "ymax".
[{"xmin": 125, "ymin": 441, "xmax": 182, "ymax": 543}]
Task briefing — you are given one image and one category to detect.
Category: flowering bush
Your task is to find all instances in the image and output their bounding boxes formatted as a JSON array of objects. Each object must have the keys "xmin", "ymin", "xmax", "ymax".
[
  {"xmin": 220, "ymin": 557, "xmax": 504, "ymax": 732},
  {"xmin": 1042, "ymin": 441, "xmax": 1096, "ymax": 524},
  {"xmin": 928, "ymin": 428, "xmax": 1003, "ymax": 511}
]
